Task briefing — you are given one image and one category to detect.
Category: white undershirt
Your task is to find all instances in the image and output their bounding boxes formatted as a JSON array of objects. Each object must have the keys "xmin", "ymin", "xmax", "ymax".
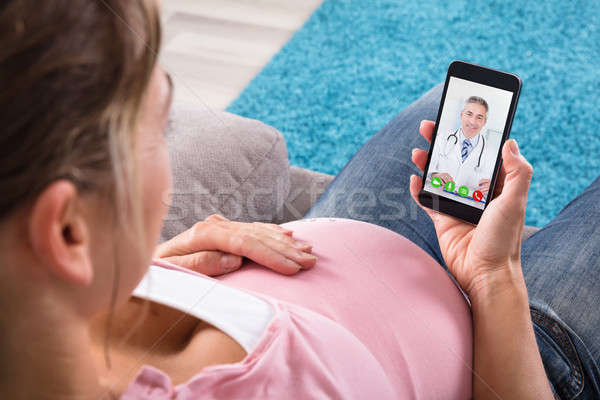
[{"xmin": 132, "ymin": 265, "xmax": 275, "ymax": 353}]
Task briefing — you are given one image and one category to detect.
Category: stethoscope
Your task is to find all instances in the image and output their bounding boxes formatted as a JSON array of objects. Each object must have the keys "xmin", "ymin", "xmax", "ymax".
[{"xmin": 446, "ymin": 129, "xmax": 485, "ymax": 168}]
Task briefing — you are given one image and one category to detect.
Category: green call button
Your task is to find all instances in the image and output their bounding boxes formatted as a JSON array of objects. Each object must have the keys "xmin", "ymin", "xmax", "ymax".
[
  {"xmin": 458, "ymin": 185, "xmax": 469, "ymax": 197},
  {"xmin": 431, "ymin": 176, "xmax": 442, "ymax": 188},
  {"xmin": 444, "ymin": 181, "xmax": 455, "ymax": 192}
]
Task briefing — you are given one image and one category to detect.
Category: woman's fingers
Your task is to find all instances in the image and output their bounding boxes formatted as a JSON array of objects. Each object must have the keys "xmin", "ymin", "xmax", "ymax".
[
  {"xmin": 205, "ymin": 214, "xmax": 229, "ymax": 222},
  {"xmin": 494, "ymin": 139, "xmax": 533, "ymax": 216},
  {"xmin": 161, "ymin": 250, "xmax": 243, "ymax": 276},
  {"xmin": 409, "ymin": 174, "xmax": 436, "ymax": 220},
  {"xmin": 206, "ymin": 215, "xmax": 294, "ymax": 237},
  {"xmin": 196, "ymin": 218, "xmax": 302, "ymax": 251},
  {"xmin": 492, "ymin": 164, "xmax": 506, "ymax": 199},
  {"xmin": 225, "ymin": 231, "xmax": 310, "ymax": 275},
  {"xmin": 411, "ymin": 148, "xmax": 429, "ymax": 172},
  {"xmin": 252, "ymin": 233, "xmax": 317, "ymax": 270},
  {"xmin": 412, "ymin": 120, "xmax": 435, "ymax": 173},
  {"xmin": 247, "ymin": 226, "xmax": 312, "ymax": 253},
  {"xmin": 419, "ymin": 120, "xmax": 435, "ymax": 143},
  {"xmin": 241, "ymin": 222, "xmax": 308, "ymax": 251},
  {"xmin": 252, "ymin": 221, "xmax": 294, "ymax": 236},
  {"xmin": 264, "ymin": 230, "xmax": 313, "ymax": 252},
  {"xmin": 170, "ymin": 223, "xmax": 314, "ymax": 275}
]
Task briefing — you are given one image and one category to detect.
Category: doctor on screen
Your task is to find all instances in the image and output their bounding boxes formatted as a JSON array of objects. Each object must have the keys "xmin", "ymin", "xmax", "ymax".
[{"xmin": 430, "ymin": 96, "xmax": 491, "ymax": 198}]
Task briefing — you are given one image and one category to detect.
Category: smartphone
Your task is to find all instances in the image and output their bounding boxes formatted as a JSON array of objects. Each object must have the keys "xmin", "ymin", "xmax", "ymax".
[{"xmin": 418, "ymin": 61, "xmax": 522, "ymax": 225}]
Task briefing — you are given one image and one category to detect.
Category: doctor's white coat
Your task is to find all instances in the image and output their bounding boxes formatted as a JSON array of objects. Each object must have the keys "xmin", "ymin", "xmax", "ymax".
[{"xmin": 430, "ymin": 131, "xmax": 493, "ymax": 195}]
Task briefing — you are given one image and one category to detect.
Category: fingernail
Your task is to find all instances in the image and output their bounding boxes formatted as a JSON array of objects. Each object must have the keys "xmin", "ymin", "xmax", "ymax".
[
  {"xmin": 221, "ymin": 254, "xmax": 239, "ymax": 272},
  {"xmin": 296, "ymin": 246, "xmax": 313, "ymax": 253},
  {"xmin": 509, "ymin": 139, "xmax": 519, "ymax": 155},
  {"xmin": 296, "ymin": 250, "xmax": 310, "ymax": 258},
  {"xmin": 286, "ymin": 258, "xmax": 302, "ymax": 271}
]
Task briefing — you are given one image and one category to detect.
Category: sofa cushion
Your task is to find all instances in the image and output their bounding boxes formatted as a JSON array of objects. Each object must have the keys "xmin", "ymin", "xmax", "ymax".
[
  {"xmin": 160, "ymin": 104, "xmax": 290, "ymax": 242},
  {"xmin": 274, "ymin": 166, "xmax": 334, "ymax": 224}
]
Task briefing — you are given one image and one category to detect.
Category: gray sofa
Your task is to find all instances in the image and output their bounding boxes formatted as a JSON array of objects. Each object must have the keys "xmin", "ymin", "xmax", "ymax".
[{"xmin": 160, "ymin": 103, "xmax": 538, "ymax": 243}]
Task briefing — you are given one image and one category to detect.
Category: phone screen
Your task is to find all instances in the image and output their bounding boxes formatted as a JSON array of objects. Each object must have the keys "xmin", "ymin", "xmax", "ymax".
[{"xmin": 423, "ymin": 76, "xmax": 514, "ymax": 210}]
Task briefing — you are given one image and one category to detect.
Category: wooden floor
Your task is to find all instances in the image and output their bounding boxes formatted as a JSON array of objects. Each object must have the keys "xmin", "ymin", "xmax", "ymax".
[{"xmin": 161, "ymin": 0, "xmax": 324, "ymax": 110}]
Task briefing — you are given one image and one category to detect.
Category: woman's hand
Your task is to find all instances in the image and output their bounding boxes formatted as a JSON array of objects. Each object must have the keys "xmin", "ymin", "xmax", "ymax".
[
  {"xmin": 410, "ymin": 120, "xmax": 533, "ymax": 297},
  {"xmin": 413, "ymin": 121, "xmax": 554, "ymax": 399},
  {"xmin": 154, "ymin": 214, "xmax": 317, "ymax": 276}
]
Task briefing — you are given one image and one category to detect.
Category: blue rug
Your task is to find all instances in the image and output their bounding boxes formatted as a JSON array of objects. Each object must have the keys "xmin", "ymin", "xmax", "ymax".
[{"xmin": 227, "ymin": 0, "xmax": 600, "ymax": 227}]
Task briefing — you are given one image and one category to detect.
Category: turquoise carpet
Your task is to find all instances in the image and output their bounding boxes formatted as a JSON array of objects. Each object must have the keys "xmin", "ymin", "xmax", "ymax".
[{"xmin": 227, "ymin": 0, "xmax": 600, "ymax": 227}]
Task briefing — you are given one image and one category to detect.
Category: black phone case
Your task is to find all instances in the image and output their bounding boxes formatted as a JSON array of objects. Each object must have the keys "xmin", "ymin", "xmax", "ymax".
[{"xmin": 418, "ymin": 60, "xmax": 522, "ymax": 225}]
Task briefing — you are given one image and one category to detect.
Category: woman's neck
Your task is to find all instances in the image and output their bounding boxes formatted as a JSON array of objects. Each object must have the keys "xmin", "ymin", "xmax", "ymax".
[
  {"xmin": 88, "ymin": 296, "xmax": 204, "ymax": 393},
  {"xmin": 0, "ymin": 299, "xmax": 104, "ymax": 399}
]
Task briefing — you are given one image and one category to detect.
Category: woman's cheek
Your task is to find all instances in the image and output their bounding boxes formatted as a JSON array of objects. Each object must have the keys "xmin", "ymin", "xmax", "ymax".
[
  {"xmin": 157, "ymin": 143, "xmax": 173, "ymax": 221},
  {"xmin": 141, "ymin": 138, "xmax": 172, "ymax": 249}
]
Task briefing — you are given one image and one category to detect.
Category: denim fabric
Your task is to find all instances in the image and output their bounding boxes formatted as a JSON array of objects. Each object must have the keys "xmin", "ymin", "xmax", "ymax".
[{"xmin": 304, "ymin": 84, "xmax": 600, "ymax": 398}]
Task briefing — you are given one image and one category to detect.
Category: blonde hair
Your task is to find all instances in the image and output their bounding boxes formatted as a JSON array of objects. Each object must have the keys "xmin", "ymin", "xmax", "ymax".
[
  {"xmin": 0, "ymin": 0, "xmax": 162, "ymax": 371},
  {"xmin": 0, "ymin": 0, "xmax": 160, "ymax": 227}
]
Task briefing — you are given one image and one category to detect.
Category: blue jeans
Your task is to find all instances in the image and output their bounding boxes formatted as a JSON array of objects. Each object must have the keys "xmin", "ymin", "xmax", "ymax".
[{"xmin": 304, "ymin": 85, "xmax": 600, "ymax": 399}]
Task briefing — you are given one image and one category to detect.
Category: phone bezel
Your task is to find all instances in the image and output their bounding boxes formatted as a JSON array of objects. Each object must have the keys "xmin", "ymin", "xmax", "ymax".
[{"xmin": 418, "ymin": 60, "xmax": 522, "ymax": 225}]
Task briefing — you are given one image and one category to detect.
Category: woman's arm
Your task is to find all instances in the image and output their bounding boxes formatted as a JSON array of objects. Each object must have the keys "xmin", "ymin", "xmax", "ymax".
[
  {"xmin": 410, "ymin": 120, "xmax": 553, "ymax": 399},
  {"xmin": 470, "ymin": 269, "xmax": 553, "ymax": 399}
]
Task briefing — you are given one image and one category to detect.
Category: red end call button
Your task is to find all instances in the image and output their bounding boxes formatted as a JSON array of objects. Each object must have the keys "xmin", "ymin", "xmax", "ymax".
[{"xmin": 473, "ymin": 190, "xmax": 483, "ymax": 202}]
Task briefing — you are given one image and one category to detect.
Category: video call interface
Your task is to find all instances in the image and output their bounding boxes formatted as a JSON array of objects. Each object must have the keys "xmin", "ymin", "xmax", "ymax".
[{"xmin": 424, "ymin": 77, "xmax": 514, "ymax": 210}]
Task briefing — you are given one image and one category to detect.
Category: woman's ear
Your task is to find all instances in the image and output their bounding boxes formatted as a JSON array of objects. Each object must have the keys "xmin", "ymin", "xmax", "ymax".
[{"xmin": 28, "ymin": 180, "xmax": 93, "ymax": 286}]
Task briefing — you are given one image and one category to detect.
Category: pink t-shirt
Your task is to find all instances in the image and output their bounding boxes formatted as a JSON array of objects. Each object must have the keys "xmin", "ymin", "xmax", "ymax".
[{"xmin": 123, "ymin": 218, "xmax": 472, "ymax": 399}]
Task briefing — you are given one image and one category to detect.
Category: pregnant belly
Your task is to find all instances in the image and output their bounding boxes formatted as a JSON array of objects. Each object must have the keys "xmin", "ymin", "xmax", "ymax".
[{"xmin": 218, "ymin": 217, "xmax": 473, "ymax": 400}]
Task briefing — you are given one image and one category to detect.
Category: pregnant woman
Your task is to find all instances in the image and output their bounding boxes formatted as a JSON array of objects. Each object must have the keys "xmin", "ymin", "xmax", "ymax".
[{"xmin": 2, "ymin": 0, "xmax": 599, "ymax": 399}]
